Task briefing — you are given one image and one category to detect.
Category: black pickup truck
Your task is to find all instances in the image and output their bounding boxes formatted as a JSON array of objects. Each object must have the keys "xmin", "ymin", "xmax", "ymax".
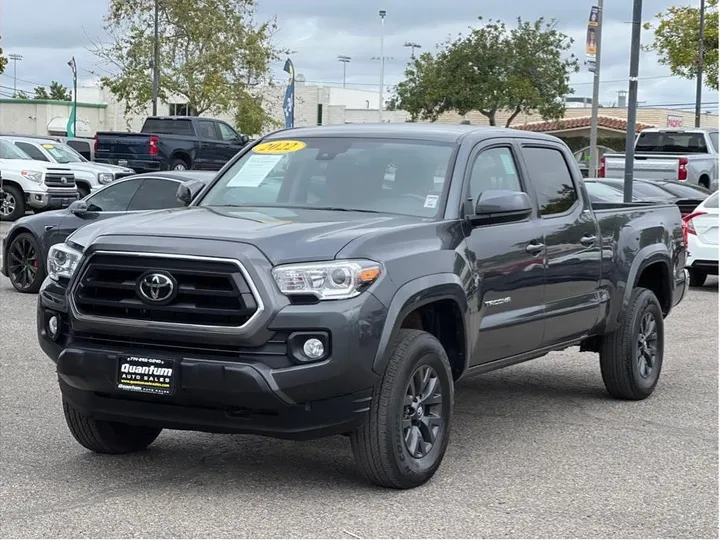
[
  {"xmin": 94, "ymin": 116, "xmax": 250, "ymax": 173},
  {"xmin": 37, "ymin": 124, "xmax": 688, "ymax": 489}
]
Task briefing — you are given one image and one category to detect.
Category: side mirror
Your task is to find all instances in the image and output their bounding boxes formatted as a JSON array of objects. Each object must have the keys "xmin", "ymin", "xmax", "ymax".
[
  {"xmin": 176, "ymin": 179, "xmax": 206, "ymax": 206},
  {"xmin": 471, "ymin": 190, "xmax": 533, "ymax": 225},
  {"xmin": 239, "ymin": 134, "xmax": 249, "ymax": 145},
  {"xmin": 68, "ymin": 200, "xmax": 88, "ymax": 216}
]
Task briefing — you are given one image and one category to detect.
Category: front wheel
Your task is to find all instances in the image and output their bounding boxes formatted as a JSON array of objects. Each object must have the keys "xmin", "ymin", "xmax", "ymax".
[
  {"xmin": 63, "ymin": 399, "xmax": 162, "ymax": 454},
  {"xmin": 599, "ymin": 287, "xmax": 664, "ymax": 400},
  {"xmin": 350, "ymin": 329, "xmax": 454, "ymax": 489},
  {"xmin": 7, "ymin": 232, "xmax": 45, "ymax": 293},
  {"xmin": 0, "ymin": 185, "xmax": 25, "ymax": 221}
]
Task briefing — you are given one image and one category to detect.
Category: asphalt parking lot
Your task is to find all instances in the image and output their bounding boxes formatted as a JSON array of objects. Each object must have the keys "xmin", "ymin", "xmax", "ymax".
[{"xmin": 0, "ymin": 222, "xmax": 717, "ymax": 538}]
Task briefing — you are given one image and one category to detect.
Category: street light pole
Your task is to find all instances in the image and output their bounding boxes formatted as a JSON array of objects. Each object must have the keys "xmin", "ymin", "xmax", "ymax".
[
  {"xmin": 694, "ymin": 0, "xmax": 706, "ymax": 128},
  {"xmin": 588, "ymin": 0, "xmax": 604, "ymax": 178},
  {"xmin": 8, "ymin": 54, "xmax": 22, "ymax": 96},
  {"xmin": 337, "ymin": 55, "xmax": 351, "ymax": 88},
  {"xmin": 404, "ymin": 41, "xmax": 422, "ymax": 59},
  {"xmin": 378, "ymin": 9, "xmax": 386, "ymax": 122},
  {"xmin": 622, "ymin": 0, "xmax": 643, "ymax": 203},
  {"xmin": 152, "ymin": 0, "xmax": 160, "ymax": 115}
]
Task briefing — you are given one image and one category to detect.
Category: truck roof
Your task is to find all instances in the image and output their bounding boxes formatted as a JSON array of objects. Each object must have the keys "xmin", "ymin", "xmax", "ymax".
[
  {"xmin": 263, "ymin": 123, "xmax": 560, "ymax": 144},
  {"xmin": 639, "ymin": 127, "xmax": 718, "ymax": 134}
]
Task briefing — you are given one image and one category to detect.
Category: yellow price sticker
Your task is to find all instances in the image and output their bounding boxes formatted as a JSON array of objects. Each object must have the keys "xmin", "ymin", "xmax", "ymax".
[
  {"xmin": 253, "ymin": 140, "xmax": 306, "ymax": 154},
  {"xmin": 42, "ymin": 144, "xmax": 55, "ymax": 149}
]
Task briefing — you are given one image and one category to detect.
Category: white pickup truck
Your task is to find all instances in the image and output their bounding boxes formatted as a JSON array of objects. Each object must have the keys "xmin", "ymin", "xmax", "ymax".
[{"xmin": 600, "ymin": 127, "xmax": 718, "ymax": 190}]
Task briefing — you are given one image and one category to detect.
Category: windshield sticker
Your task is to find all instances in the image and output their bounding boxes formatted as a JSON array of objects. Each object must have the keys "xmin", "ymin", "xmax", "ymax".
[
  {"xmin": 252, "ymin": 140, "xmax": 306, "ymax": 154},
  {"xmin": 226, "ymin": 154, "xmax": 284, "ymax": 188},
  {"xmin": 424, "ymin": 195, "xmax": 439, "ymax": 209},
  {"xmin": 41, "ymin": 144, "xmax": 55, "ymax": 149}
]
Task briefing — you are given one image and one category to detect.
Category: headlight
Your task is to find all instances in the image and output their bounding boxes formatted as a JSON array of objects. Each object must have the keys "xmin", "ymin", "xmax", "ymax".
[
  {"xmin": 271, "ymin": 259, "xmax": 382, "ymax": 300},
  {"xmin": 20, "ymin": 170, "xmax": 43, "ymax": 183},
  {"xmin": 97, "ymin": 172, "xmax": 114, "ymax": 184},
  {"xmin": 47, "ymin": 243, "xmax": 83, "ymax": 281}
]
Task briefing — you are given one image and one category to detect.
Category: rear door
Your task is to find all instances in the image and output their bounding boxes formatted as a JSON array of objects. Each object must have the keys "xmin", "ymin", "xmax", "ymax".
[
  {"xmin": 462, "ymin": 139, "xmax": 546, "ymax": 365},
  {"xmin": 518, "ymin": 143, "xmax": 603, "ymax": 346},
  {"xmin": 127, "ymin": 178, "xmax": 185, "ymax": 211},
  {"xmin": 196, "ymin": 120, "xmax": 223, "ymax": 170}
]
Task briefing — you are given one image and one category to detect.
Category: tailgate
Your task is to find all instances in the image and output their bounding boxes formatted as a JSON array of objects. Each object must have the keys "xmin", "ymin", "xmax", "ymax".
[
  {"xmin": 95, "ymin": 133, "xmax": 152, "ymax": 158},
  {"xmin": 630, "ymin": 155, "xmax": 680, "ymax": 181}
]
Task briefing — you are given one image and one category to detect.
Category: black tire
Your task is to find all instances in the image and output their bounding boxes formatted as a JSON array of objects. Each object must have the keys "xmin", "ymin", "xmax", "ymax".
[
  {"xmin": 0, "ymin": 184, "xmax": 25, "ymax": 222},
  {"xmin": 699, "ymin": 176, "xmax": 710, "ymax": 190},
  {"xmin": 7, "ymin": 232, "xmax": 46, "ymax": 293},
  {"xmin": 63, "ymin": 399, "xmax": 162, "ymax": 454},
  {"xmin": 599, "ymin": 287, "xmax": 664, "ymax": 400},
  {"xmin": 350, "ymin": 329, "xmax": 454, "ymax": 489},
  {"xmin": 170, "ymin": 158, "xmax": 190, "ymax": 171},
  {"xmin": 689, "ymin": 269, "xmax": 707, "ymax": 287},
  {"xmin": 77, "ymin": 184, "xmax": 90, "ymax": 199}
]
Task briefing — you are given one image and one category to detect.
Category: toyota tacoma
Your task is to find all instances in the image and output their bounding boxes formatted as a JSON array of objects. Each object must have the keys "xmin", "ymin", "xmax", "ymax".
[{"xmin": 37, "ymin": 124, "xmax": 688, "ymax": 489}]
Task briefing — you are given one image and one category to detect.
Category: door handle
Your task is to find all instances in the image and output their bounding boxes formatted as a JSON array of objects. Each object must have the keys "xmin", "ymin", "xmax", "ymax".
[
  {"xmin": 580, "ymin": 235, "xmax": 597, "ymax": 246},
  {"xmin": 526, "ymin": 242, "xmax": 545, "ymax": 255}
]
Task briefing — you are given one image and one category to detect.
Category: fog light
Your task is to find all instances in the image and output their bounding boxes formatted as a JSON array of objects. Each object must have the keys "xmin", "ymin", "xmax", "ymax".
[
  {"xmin": 303, "ymin": 338, "xmax": 325, "ymax": 360},
  {"xmin": 47, "ymin": 315, "xmax": 59, "ymax": 340}
]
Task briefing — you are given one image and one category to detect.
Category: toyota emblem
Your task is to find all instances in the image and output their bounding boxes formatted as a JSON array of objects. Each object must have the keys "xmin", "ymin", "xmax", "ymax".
[
  {"xmin": 137, "ymin": 272, "xmax": 176, "ymax": 304},
  {"xmin": 60, "ymin": 177, "xmax": 68, "ymax": 184}
]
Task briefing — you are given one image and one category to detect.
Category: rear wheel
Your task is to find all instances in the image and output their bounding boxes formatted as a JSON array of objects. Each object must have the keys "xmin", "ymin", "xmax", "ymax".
[
  {"xmin": 350, "ymin": 329, "xmax": 454, "ymax": 489},
  {"xmin": 688, "ymin": 269, "xmax": 707, "ymax": 287},
  {"xmin": 0, "ymin": 185, "xmax": 25, "ymax": 222},
  {"xmin": 599, "ymin": 287, "xmax": 664, "ymax": 400},
  {"xmin": 63, "ymin": 399, "xmax": 162, "ymax": 454},
  {"xmin": 7, "ymin": 232, "xmax": 45, "ymax": 293},
  {"xmin": 170, "ymin": 158, "xmax": 189, "ymax": 171}
]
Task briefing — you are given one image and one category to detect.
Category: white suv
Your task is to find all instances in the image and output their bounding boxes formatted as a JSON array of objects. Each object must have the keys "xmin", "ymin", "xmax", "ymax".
[
  {"xmin": 683, "ymin": 191, "xmax": 719, "ymax": 287},
  {"xmin": 0, "ymin": 139, "xmax": 79, "ymax": 221}
]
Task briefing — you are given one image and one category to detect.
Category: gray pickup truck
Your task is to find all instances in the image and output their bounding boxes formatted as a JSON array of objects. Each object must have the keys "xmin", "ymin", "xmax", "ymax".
[
  {"xmin": 37, "ymin": 124, "xmax": 688, "ymax": 489},
  {"xmin": 601, "ymin": 127, "xmax": 718, "ymax": 189}
]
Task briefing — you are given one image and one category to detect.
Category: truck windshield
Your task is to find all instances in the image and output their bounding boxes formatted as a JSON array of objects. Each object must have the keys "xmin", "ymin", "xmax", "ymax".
[
  {"xmin": 635, "ymin": 131, "xmax": 709, "ymax": 154},
  {"xmin": 41, "ymin": 143, "xmax": 86, "ymax": 163},
  {"xmin": 0, "ymin": 139, "xmax": 32, "ymax": 160},
  {"xmin": 198, "ymin": 137, "xmax": 456, "ymax": 218}
]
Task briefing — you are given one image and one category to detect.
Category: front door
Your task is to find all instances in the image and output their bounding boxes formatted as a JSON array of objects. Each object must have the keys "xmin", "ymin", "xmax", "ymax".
[
  {"xmin": 463, "ymin": 141, "xmax": 546, "ymax": 366},
  {"xmin": 517, "ymin": 143, "xmax": 602, "ymax": 346}
]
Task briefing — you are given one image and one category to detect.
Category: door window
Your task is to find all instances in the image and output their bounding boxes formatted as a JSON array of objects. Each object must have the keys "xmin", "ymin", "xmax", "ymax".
[
  {"xmin": 66, "ymin": 140, "xmax": 92, "ymax": 159},
  {"xmin": 197, "ymin": 121, "xmax": 220, "ymax": 140},
  {"xmin": 468, "ymin": 147, "xmax": 523, "ymax": 203},
  {"xmin": 14, "ymin": 142, "xmax": 49, "ymax": 161},
  {"xmin": 217, "ymin": 122, "xmax": 238, "ymax": 142},
  {"xmin": 128, "ymin": 178, "xmax": 185, "ymax": 211},
  {"xmin": 85, "ymin": 179, "xmax": 143, "ymax": 212},
  {"xmin": 522, "ymin": 147, "xmax": 579, "ymax": 216}
]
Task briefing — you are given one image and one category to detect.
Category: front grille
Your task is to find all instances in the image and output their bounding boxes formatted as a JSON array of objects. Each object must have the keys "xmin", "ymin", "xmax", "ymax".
[
  {"xmin": 45, "ymin": 170, "xmax": 76, "ymax": 188},
  {"xmin": 73, "ymin": 253, "xmax": 260, "ymax": 327}
]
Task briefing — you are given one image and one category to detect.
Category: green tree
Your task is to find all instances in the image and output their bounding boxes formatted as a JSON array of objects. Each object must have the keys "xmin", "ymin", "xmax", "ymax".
[
  {"xmin": 643, "ymin": 0, "xmax": 718, "ymax": 90},
  {"xmin": 91, "ymin": 0, "xmax": 283, "ymax": 132},
  {"xmin": 14, "ymin": 90, "xmax": 29, "ymax": 99},
  {"xmin": 387, "ymin": 17, "xmax": 579, "ymax": 126},
  {"xmin": 48, "ymin": 81, "xmax": 71, "ymax": 100},
  {"xmin": 0, "ymin": 39, "xmax": 7, "ymax": 76},
  {"xmin": 34, "ymin": 86, "xmax": 50, "ymax": 99}
]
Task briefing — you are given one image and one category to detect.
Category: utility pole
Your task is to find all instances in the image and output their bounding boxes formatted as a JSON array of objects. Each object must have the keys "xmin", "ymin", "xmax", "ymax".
[
  {"xmin": 588, "ymin": 0, "xmax": 604, "ymax": 178},
  {"xmin": 623, "ymin": 0, "xmax": 643, "ymax": 203},
  {"xmin": 337, "ymin": 55, "xmax": 351, "ymax": 88},
  {"xmin": 152, "ymin": 0, "xmax": 160, "ymax": 115},
  {"xmin": 404, "ymin": 41, "xmax": 422, "ymax": 59},
  {"xmin": 695, "ymin": 0, "xmax": 706, "ymax": 128},
  {"xmin": 8, "ymin": 54, "xmax": 22, "ymax": 96},
  {"xmin": 378, "ymin": 9, "xmax": 386, "ymax": 122}
]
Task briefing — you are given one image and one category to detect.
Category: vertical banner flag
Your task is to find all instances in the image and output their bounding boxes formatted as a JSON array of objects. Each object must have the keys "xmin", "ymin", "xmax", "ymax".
[
  {"xmin": 585, "ymin": 6, "xmax": 600, "ymax": 73},
  {"xmin": 283, "ymin": 58, "xmax": 295, "ymax": 129},
  {"xmin": 66, "ymin": 56, "xmax": 78, "ymax": 137}
]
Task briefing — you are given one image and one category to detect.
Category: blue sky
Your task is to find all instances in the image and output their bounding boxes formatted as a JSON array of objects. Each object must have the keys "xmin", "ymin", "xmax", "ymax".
[{"xmin": 1, "ymin": 0, "xmax": 717, "ymax": 113}]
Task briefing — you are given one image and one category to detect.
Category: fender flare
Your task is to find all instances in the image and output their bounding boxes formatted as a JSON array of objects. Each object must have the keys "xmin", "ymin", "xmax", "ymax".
[
  {"xmin": 371, "ymin": 273, "xmax": 470, "ymax": 376},
  {"xmin": 616, "ymin": 245, "xmax": 672, "ymax": 326}
]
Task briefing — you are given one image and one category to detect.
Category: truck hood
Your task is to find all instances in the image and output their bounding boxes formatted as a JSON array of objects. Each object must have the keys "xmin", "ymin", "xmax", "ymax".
[
  {"xmin": 0, "ymin": 158, "xmax": 73, "ymax": 172},
  {"xmin": 59, "ymin": 162, "xmax": 135, "ymax": 175},
  {"xmin": 67, "ymin": 206, "xmax": 427, "ymax": 264}
]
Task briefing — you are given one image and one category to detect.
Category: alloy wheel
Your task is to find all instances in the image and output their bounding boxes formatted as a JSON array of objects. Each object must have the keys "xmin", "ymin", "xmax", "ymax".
[
  {"xmin": 401, "ymin": 364, "xmax": 445, "ymax": 459},
  {"xmin": 8, "ymin": 237, "xmax": 39, "ymax": 290},
  {"xmin": 636, "ymin": 311, "xmax": 658, "ymax": 379},
  {"xmin": 0, "ymin": 191, "xmax": 16, "ymax": 217}
]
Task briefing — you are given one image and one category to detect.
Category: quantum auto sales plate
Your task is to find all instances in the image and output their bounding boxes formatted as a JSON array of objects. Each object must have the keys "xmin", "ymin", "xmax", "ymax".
[{"xmin": 117, "ymin": 355, "xmax": 176, "ymax": 396}]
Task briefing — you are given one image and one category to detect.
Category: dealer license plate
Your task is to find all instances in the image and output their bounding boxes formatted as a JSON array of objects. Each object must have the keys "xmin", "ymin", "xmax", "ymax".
[
  {"xmin": 117, "ymin": 159, "xmax": 128, "ymax": 167},
  {"xmin": 117, "ymin": 355, "xmax": 176, "ymax": 396}
]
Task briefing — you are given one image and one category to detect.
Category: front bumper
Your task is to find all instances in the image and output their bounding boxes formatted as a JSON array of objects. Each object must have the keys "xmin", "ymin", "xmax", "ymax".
[
  {"xmin": 36, "ymin": 246, "xmax": 387, "ymax": 439},
  {"xmin": 26, "ymin": 190, "xmax": 79, "ymax": 210}
]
